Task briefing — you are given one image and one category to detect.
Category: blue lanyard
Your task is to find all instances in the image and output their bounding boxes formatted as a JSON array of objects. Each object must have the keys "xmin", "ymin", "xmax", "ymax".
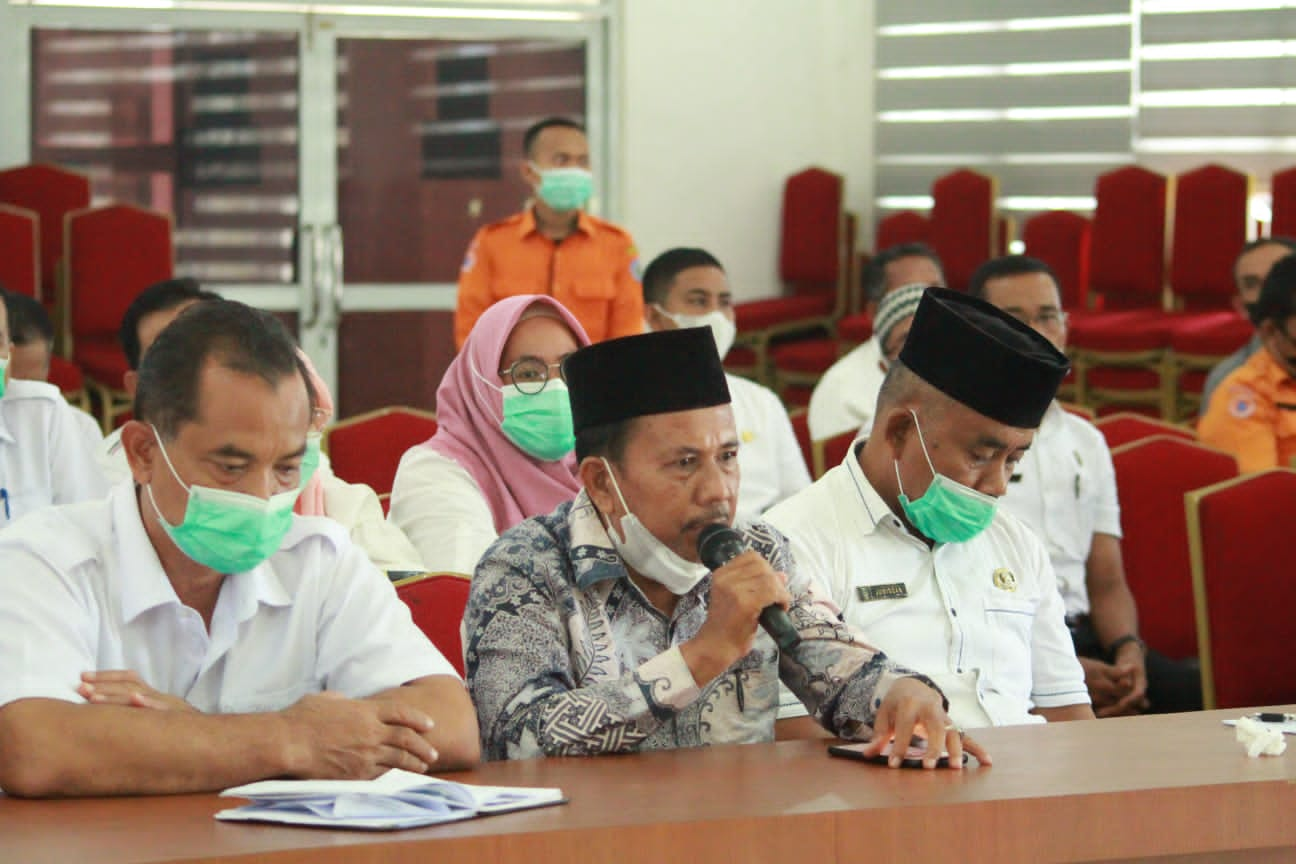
[{"xmin": 0, "ymin": 488, "xmax": 9, "ymax": 521}]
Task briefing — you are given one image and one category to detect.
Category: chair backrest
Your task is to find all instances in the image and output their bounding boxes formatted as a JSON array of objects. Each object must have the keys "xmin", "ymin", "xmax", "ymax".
[
  {"xmin": 779, "ymin": 167, "xmax": 844, "ymax": 297},
  {"xmin": 1111, "ymin": 436, "xmax": 1237, "ymax": 659},
  {"xmin": 1094, "ymin": 411, "xmax": 1196, "ymax": 449},
  {"xmin": 0, "ymin": 204, "xmax": 39, "ymax": 299},
  {"xmin": 1270, "ymin": 165, "xmax": 1296, "ymax": 239},
  {"xmin": 787, "ymin": 409, "xmax": 815, "ymax": 480},
  {"xmin": 65, "ymin": 204, "xmax": 173, "ymax": 351},
  {"xmin": 322, "ymin": 406, "xmax": 438, "ymax": 496},
  {"xmin": 1090, "ymin": 165, "xmax": 1168, "ymax": 309},
  {"xmin": 929, "ymin": 169, "xmax": 997, "ymax": 292},
  {"xmin": 1187, "ymin": 469, "xmax": 1296, "ymax": 709},
  {"xmin": 815, "ymin": 429, "xmax": 858, "ymax": 479},
  {"xmin": 1022, "ymin": 210, "xmax": 1092, "ymax": 310},
  {"xmin": 394, "ymin": 573, "xmax": 472, "ymax": 676},
  {"xmin": 875, "ymin": 210, "xmax": 929, "ymax": 253},
  {"xmin": 0, "ymin": 163, "xmax": 90, "ymax": 306},
  {"xmin": 1170, "ymin": 164, "xmax": 1250, "ymax": 311}
]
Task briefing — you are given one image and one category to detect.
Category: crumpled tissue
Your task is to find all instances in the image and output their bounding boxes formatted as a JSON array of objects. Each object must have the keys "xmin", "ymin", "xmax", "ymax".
[{"xmin": 1234, "ymin": 716, "xmax": 1287, "ymax": 758}]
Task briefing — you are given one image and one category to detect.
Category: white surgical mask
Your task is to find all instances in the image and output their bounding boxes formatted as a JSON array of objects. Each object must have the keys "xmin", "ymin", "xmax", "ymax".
[
  {"xmin": 601, "ymin": 458, "xmax": 708, "ymax": 595},
  {"xmin": 655, "ymin": 306, "xmax": 736, "ymax": 360}
]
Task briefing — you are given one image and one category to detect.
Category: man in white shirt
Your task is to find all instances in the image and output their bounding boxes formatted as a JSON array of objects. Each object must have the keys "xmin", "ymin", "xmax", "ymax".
[
  {"xmin": 768, "ymin": 288, "xmax": 1093, "ymax": 729},
  {"xmin": 642, "ymin": 248, "xmax": 810, "ymax": 520},
  {"xmin": 0, "ymin": 287, "xmax": 108, "ymax": 526},
  {"xmin": 808, "ymin": 243, "xmax": 945, "ymax": 440},
  {"xmin": 0, "ymin": 300, "xmax": 478, "ymax": 798},
  {"xmin": 971, "ymin": 255, "xmax": 1201, "ymax": 715}
]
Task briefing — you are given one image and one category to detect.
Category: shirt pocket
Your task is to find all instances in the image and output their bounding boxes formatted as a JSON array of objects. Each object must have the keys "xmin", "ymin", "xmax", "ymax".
[
  {"xmin": 982, "ymin": 594, "xmax": 1039, "ymax": 701},
  {"xmin": 495, "ymin": 278, "xmax": 539, "ymax": 297},
  {"xmin": 565, "ymin": 276, "xmax": 617, "ymax": 301},
  {"xmin": 0, "ymin": 484, "xmax": 48, "ymax": 525}
]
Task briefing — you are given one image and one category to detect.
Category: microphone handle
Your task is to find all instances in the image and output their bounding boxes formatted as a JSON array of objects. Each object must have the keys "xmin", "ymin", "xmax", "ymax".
[{"xmin": 759, "ymin": 605, "xmax": 801, "ymax": 652}]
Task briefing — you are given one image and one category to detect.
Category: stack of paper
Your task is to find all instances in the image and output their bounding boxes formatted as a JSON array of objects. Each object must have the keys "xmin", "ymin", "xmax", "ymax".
[{"xmin": 216, "ymin": 768, "xmax": 566, "ymax": 830}]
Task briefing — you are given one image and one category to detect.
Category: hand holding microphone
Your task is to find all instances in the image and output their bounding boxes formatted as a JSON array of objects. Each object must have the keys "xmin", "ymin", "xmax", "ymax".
[{"xmin": 697, "ymin": 524, "xmax": 801, "ymax": 652}]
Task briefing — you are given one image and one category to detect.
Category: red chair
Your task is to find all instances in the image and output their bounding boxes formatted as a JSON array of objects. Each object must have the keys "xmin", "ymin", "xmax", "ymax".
[
  {"xmin": 788, "ymin": 409, "xmax": 815, "ymax": 480},
  {"xmin": 394, "ymin": 572, "xmax": 472, "ymax": 676},
  {"xmin": 0, "ymin": 164, "xmax": 90, "ymax": 313},
  {"xmin": 928, "ymin": 169, "xmax": 997, "ymax": 292},
  {"xmin": 1094, "ymin": 411, "xmax": 1196, "ymax": 449},
  {"xmin": 1170, "ymin": 164, "xmax": 1250, "ymax": 313},
  {"xmin": 875, "ymin": 210, "xmax": 929, "ymax": 252},
  {"xmin": 1166, "ymin": 311, "xmax": 1255, "ymax": 419},
  {"xmin": 732, "ymin": 168, "xmax": 848, "ymax": 385},
  {"xmin": 1187, "ymin": 469, "xmax": 1296, "ymax": 709},
  {"xmin": 1270, "ymin": 165, "xmax": 1296, "ymax": 239},
  {"xmin": 47, "ymin": 355, "xmax": 90, "ymax": 413},
  {"xmin": 814, "ymin": 428, "xmax": 858, "ymax": 478},
  {"xmin": 1111, "ymin": 436, "xmax": 1237, "ymax": 661},
  {"xmin": 322, "ymin": 406, "xmax": 439, "ymax": 497},
  {"xmin": 1022, "ymin": 210, "xmax": 1091, "ymax": 312},
  {"xmin": 0, "ymin": 204, "xmax": 39, "ymax": 299},
  {"xmin": 64, "ymin": 204, "xmax": 173, "ymax": 432}
]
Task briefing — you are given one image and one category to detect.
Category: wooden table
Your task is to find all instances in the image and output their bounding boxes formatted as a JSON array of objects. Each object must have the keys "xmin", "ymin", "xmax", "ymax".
[{"xmin": 2, "ymin": 707, "xmax": 1294, "ymax": 864}]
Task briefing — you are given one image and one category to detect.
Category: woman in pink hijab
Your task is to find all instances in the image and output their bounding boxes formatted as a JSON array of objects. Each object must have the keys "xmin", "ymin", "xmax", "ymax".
[{"xmin": 389, "ymin": 295, "xmax": 589, "ymax": 575}]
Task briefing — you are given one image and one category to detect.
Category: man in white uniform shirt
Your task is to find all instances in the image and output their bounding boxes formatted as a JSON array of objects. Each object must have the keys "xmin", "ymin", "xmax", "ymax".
[
  {"xmin": 0, "ymin": 287, "xmax": 108, "ymax": 526},
  {"xmin": 642, "ymin": 248, "xmax": 810, "ymax": 520},
  {"xmin": 808, "ymin": 243, "xmax": 944, "ymax": 441},
  {"xmin": 971, "ymin": 255, "xmax": 1201, "ymax": 715},
  {"xmin": 0, "ymin": 300, "xmax": 478, "ymax": 797},
  {"xmin": 767, "ymin": 288, "xmax": 1093, "ymax": 729}
]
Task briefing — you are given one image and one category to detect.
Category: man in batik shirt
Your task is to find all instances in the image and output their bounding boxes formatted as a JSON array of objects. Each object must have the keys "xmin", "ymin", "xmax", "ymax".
[{"xmin": 464, "ymin": 326, "xmax": 988, "ymax": 768}]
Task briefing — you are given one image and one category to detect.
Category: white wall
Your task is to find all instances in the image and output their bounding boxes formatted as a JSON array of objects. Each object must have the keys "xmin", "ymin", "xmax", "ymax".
[{"xmin": 618, "ymin": 0, "xmax": 875, "ymax": 303}]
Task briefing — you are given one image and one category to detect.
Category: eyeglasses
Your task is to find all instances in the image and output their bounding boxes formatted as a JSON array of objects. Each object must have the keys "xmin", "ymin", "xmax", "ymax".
[
  {"xmin": 498, "ymin": 357, "xmax": 566, "ymax": 395},
  {"xmin": 1007, "ymin": 309, "xmax": 1068, "ymax": 330}
]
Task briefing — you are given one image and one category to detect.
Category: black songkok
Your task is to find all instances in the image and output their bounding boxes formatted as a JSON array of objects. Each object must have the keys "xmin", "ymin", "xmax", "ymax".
[
  {"xmin": 564, "ymin": 327, "xmax": 731, "ymax": 432},
  {"xmin": 898, "ymin": 287, "xmax": 1069, "ymax": 429}
]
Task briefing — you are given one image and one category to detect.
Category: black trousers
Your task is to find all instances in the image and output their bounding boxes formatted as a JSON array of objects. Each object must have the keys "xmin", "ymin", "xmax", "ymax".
[{"xmin": 1068, "ymin": 616, "xmax": 1203, "ymax": 714}]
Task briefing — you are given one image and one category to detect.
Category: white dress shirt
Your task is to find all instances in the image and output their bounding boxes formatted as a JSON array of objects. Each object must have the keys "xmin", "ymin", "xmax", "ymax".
[
  {"xmin": 389, "ymin": 446, "xmax": 498, "ymax": 576},
  {"xmin": 728, "ymin": 373, "xmax": 811, "ymax": 521},
  {"xmin": 99, "ymin": 426, "xmax": 130, "ymax": 487},
  {"xmin": 0, "ymin": 481, "xmax": 456, "ymax": 715},
  {"xmin": 765, "ymin": 440, "xmax": 1089, "ymax": 728},
  {"xmin": 998, "ymin": 402, "xmax": 1122, "ymax": 618},
  {"xmin": 807, "ymin": 337, "xmax": 888, "ymax": 441},
  {"xmin": 0, "ymin": 379, "xmax": 109, "ymax": 526}
]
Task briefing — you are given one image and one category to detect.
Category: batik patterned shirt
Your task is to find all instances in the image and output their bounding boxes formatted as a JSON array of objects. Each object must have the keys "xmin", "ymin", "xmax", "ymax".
[{"xmin": 465, "ymin": 490, "xmax": 940, "ymax": 761}]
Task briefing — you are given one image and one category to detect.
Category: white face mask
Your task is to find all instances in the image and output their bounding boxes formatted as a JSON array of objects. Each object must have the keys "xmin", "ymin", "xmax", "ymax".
[
  {"xmin": 600, "ymin": 458, "xmax": 709, "ymax": 595},
  {"xmin": 654, "ymin": 306, "xmax": 736, "ymax": 360}
]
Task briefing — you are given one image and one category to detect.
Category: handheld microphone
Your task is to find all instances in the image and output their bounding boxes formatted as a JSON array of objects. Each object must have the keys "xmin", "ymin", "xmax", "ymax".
[{"xmin": 697, "ymin": 523, "xmax": 801, "ymax": 652}]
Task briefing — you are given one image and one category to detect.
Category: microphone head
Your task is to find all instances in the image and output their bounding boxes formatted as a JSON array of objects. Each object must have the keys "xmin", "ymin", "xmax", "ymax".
[{"xmin": 697, "ymin": 523, "xmax": 747, "ymax": 570}]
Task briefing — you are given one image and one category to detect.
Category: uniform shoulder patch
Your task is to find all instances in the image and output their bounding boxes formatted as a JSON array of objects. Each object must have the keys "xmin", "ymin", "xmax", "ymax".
[{"xmin": 1227, "ymin": 385, "xmax": 1258, "ymax": 419}]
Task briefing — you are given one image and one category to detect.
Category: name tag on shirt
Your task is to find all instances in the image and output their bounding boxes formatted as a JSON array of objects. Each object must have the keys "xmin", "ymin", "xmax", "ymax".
[{"xmin": 857, "ymin": 583, "xmax": 908, "ymax": 602}]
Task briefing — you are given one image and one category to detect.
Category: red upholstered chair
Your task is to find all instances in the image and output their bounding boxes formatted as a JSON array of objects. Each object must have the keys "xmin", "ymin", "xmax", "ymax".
[
  {"xmin": 1022, "ymin": 210, "xmax": 1091, "ymax": 312},
  {"xmin": 813, "ymin": 428, "xmax": 858, "ymax": 479},
  {"xmin": 0, "ymin": 204, "xmax": 39, "ymax": 299},
  {"xmin": 928, "ymin": 169, "xmax": 997, "ymax": 292},
  {"xmin": 64, "ymin": 204, "xmax": 173, "ymax": 432},
  {"xmin": 1170, "ymin": 164, "xmax": 1250, "ymax": 313},
  {"xmin": 788, "ymin": 408, "xmax": 815, "ymax": 480},
  {"xmin": 1094, "ymin": 411, "xmax": 1196, "ymax": 449},
  {"xmin": 0, "ymin": 164, "xmax": 91, "ymax": 314},
  {"xmin": 1270, "ymin": 165, "xmax": 1296, "ymax": 239},
  {"xmin": 394, "ymin": 572, "xmax": 472, "ymax": 676},
  {"xmin": 875, "ymin": 210, "xmax": 929, "ymax": 252},
  {"xmin": 732, "ymin": 168, "xmax": 848, "ymax": 385},
  {"xmin": 1186, "ymin": 469, "xmax": 1296, "ymax": 709},
  {"xmin": 47, "ymin": 355, "xmax": 91, "ymax": 413},
  {"xmin": 1166, "ymin": 311, "xmax": 1255, "ymax": 419},
  {"xmin": 321, "ymin": 406, "xmax": 438, "ymax": 497},
  {"xmin": 1111, "ymin": 436, "xmax": 1237, "ymax": 661},
  {"xmin": 1069, "ymin": 166, "xmax": 1171, "ymax": 414}
]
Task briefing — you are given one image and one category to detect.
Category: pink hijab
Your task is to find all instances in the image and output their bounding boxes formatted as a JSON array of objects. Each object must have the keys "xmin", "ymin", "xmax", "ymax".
[
  {"xmin": 295, "ymin": 349, "xmax": 333, "ymax": 517},
  {"xmin": 423, "ymin": 295, "xmax": 589, "ymax": 531}
]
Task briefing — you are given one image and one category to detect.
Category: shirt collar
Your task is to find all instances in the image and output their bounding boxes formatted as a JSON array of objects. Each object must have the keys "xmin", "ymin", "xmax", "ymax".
[
  {"xmin": 566, "ymin": 489, "xmax": 631, "ymax": 589},
  {"xmin": 520, "ymin": 206, "xmax": 592, "ymax": 238},
  {"xmin": 1258, "ymin": 346, "xmax": 1296, "ymax": 387},
  {"xmin": 842, "ymin": 438, "xmax": 896, "ymax": 535},
  {"xmin": 113, "ymin": 481, "xmax": 292, "ymax": 624}
]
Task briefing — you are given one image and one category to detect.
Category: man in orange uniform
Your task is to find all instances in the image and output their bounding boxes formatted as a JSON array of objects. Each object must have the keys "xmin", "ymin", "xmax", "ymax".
[
  {"xmin": 454, "ymin": 117, "xmax": 642, "ymax": 349},
  {"xmin": 1200, "ymin": 252, "xmax": 1296, "ymax": 472}
]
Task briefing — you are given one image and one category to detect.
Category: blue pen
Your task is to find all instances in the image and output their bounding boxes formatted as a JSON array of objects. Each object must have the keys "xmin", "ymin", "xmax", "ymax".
[{"xmin": 1, "ymin": 488, "xmax": 8, "ymax": 521}]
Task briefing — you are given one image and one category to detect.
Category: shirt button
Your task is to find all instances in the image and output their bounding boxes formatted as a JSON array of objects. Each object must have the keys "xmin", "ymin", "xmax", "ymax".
[
  {"xmin": 957, "ymin": 668, "xmax": 963, "ymax": 674},
  {"xmin": 950, "ymin": 607, "xmax": 958, "ymax": 617}
]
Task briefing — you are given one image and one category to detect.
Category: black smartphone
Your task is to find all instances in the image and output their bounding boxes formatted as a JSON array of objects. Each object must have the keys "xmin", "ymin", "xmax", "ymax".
[{"xmin": 827, "ymin": 740, "xmax": 966, "ymax": 769}]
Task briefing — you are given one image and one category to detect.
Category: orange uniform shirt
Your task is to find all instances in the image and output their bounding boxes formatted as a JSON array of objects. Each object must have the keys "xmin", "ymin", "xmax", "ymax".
[
  {"xmin": 1198, "ymin": 346, "xmax": 1296, "ymax": 473},
  {"xmin": 454, "ymin": 209, "xmax": 643, "ymax": 349}
]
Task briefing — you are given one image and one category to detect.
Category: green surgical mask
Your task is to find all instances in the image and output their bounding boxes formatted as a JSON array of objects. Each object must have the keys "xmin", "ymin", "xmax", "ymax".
[
  {"xmin": 896, "ymin": 410, "xmax": 997, "ymax": 544},
  {"xmin": 501, "ymin": 379, "xmax": 576, "ymax": 461},
  {"xmin": 300, "ymin": 434, "xmax": 322, "ymax": 489},
  {"xmin": 531, "ymin": 164, "xmax": 593, "ymax": 212},
  {"xmin": 0, "ymin": 351, "xmax": 7, "ymax": 399},
  {"xmin": 146, "ymin": 426, "xmax": 300, "ymax": 573}
]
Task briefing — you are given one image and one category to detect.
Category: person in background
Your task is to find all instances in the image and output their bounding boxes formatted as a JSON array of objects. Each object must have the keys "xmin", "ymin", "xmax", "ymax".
[
  {"xmin": 1200, "ymin": 252, "xmax": 1296, "ymax": 472},
  {"xmin": 768, "ymin": 289, "xmax": 1094, "ymax": 730},
  {"xmin": 1200, "ymin": 237, "xmax": 1296, "ymax": 413},
  {"xmin": 808, "ymin": 281, "xmax": 928, "ymax": 441},
  {"xmin": 1, "ymin": 288, "xmax": 102, "ymax": 450},
  {"xmin": 454, "ymin": 116, "xmax": 642, "ymax": 349},
  {"xmin": 0, "ymin": 286, "xmax": 108, "ymax": 526},
  {"xmin": 641, "ymin": 248, "xmax": 809, "ymax": 520},
  {"xmin": 101, "ymin": 278, "xmax": 222, "ymax": 485},
  {"xmin": 0, "ymin": 300, "xmax": 479, "ymax": 798},
  {"xmin": 972, "ymin": 255, "xmax": 1201, "ymax": 715},
  {"xmin": 391, "ymin": 295, "xmax": 590, "ymax": 574},
  {"xmin": 464, "ymin": 326, "xmax": 985, "ymax": 767}
]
